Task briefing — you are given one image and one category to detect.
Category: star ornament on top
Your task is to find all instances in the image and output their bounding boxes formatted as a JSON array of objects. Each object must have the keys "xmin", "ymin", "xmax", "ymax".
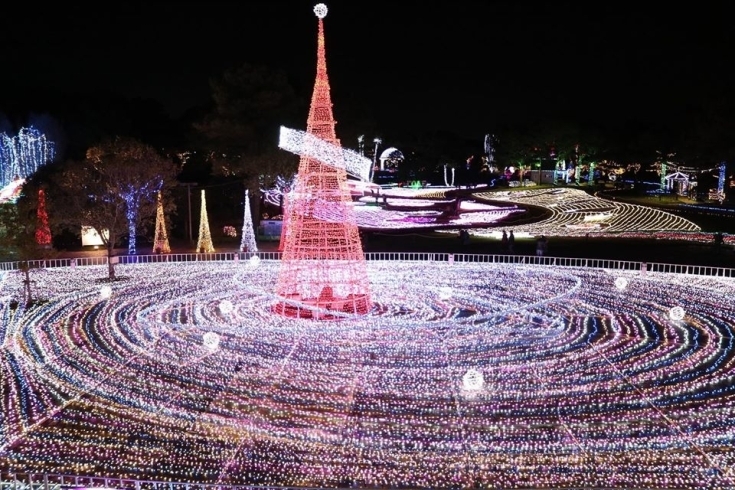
[{"xmin": 314, "ymin": 3, "xmax": 328, "ymax": 18}]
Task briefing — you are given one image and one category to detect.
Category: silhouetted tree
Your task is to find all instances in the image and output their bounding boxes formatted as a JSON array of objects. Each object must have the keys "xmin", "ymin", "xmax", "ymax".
[
  {"xmin": 194, "ymin": 63, "xmax": 305, "ymax": 224},
  {"xmin": 51, "ymin": 137, "xmax": 179, "ymax": 279}
]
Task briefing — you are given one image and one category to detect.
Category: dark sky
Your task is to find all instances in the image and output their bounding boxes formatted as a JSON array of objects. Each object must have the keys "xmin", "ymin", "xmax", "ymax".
[{"xmin": 3, "ymin": 1, "xmax": 734, "ymax": 141}]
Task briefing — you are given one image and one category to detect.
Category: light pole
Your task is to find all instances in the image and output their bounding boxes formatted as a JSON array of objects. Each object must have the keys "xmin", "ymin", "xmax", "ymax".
[
  {"xmin": 179, "ymin": 182, "xmax": 198, "ymax": 243},
  {"xmin": 373, "ymin": 137, "xmax": 382, "ymax": 168},
  {"xmin": 372, "ymin": 137, "xmax": 382, "ymax": 182},
  {"xmin": 536, "ymin": 162, "xmax": 542, "ymax": 185}
]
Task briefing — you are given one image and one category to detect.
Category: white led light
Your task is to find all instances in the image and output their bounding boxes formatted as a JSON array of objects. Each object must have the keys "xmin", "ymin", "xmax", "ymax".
[
  {"xmin": 669, "ymin": 306, "xmax": 685, "ymax": 321},
  {"xmin": 100, "ymin": 285, "xmax": 112, "ymax": 300},
  {"xmin": 203, "ymin": 332, "xmax": 220, "ymax": 350},
  {"xmin": 313, "ymin": 3, "xmax": 328, "ymax": 18},
  {"xmin": 219, "ymin": 300, "xmax": 234, "ymax": 314},
  {"xmin": 462, "ymin": 368, "xmax": 484, "ymax": 391}
]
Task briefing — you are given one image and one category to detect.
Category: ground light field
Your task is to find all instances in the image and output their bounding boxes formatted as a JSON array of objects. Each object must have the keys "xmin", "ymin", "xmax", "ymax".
[{"xmin": 1, "ymin": 260, "xmax": 735, "ymax": 489}]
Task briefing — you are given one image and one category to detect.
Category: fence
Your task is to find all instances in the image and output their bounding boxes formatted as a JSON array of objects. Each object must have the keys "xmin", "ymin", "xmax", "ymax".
[
  {"xmin": 0, "ymin": 472, "xmax": 324, "ymax": 490},
  {"xmin": 0, "ymin": 252, "xmax": 734, "ymax": 278},
  {"xmin": 0, "ymin": 472, "xmax": 667, "ymax": 490}
]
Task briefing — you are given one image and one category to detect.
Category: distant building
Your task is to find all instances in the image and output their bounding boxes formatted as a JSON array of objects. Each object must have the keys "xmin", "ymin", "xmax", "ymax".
[{"xmin": 378, "ymin": 147, "xmax": 404, "ymax": 171}]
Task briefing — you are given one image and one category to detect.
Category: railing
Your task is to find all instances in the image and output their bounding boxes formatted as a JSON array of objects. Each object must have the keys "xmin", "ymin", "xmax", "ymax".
[
  {"xmin": 0, "ymin": 472, "xmax": 323, "ymax": 490},
  {"xmin": 0, "ymin": 473, "xmax": 666, "ymax": 490},
  {"xmin": 0, "ymin": 252, "xmax": 733, "ymax": 279}
]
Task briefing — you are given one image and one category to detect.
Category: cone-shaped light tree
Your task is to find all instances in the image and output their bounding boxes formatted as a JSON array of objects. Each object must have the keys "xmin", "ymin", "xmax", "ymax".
[
  {"xmin": 35, "ymin": 189, "xmax": 52, "ymax": 247},
  {"xmin": 240, "ymin": 189, "xmax": 258, "ymax": 253},
  {"xmin": 196, "ymin": 189, "xmax": 215, "ymax": 253},
  {"xmin": 272, "ymin": 3, "xmax": 371, "ymax": 319},
  {"xmin": 153, "ymin": 191, "xmax": 171, "ymax": 254}
]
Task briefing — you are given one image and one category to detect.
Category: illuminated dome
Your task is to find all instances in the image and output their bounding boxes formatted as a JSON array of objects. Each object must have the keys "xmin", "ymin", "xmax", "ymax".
[
  {"xmin": 380, "ymin": 147, "xmax": 404, "ymax": 160},
  {"xmin": 378, "ymin": 147, "xmax": 404, "ymax": 172}
]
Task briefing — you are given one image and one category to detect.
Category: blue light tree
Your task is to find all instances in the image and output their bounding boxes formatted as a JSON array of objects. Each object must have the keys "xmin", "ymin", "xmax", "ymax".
[
  {"xmin": 0, "ymin": 127, "xmax": 56, "ymax": 189},
  {"xmin": 55, "ymin": 137, "xmax": 179, "ymax": 278},
  {"xmin": 718, "ymin": 162, "xmax": 726, "ymax": 197}
]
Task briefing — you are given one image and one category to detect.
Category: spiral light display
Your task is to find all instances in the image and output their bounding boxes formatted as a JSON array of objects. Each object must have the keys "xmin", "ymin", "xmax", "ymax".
[{"xmin": 1, "ymin": 260, "xmax": 734, "ymax": 489}]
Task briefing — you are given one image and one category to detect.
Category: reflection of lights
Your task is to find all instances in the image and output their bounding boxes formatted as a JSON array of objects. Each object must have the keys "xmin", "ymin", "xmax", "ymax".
[
  {"xmin": 100, "ymin": 285, "xmax": 112, "ymax": 299},
  {"xmin": 615, "ymin": 277, "xmax": 628, "ymax": 290},
  {"xmin": 669, "ymin": 306, "xmax": 685, "ymax": 321},
  {"xmin": 462, "ymin": 369, "xmax": 484, "ymax": 391},
  {"xmin": 203, "ymin": 332, "xmax": 220, "ymax": 350}
]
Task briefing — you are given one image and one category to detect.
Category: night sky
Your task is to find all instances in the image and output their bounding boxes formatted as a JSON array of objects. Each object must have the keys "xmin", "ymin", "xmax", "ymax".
[{"xmin": 3, "ymin": 1, "xmax": 734, "ymax": 143}]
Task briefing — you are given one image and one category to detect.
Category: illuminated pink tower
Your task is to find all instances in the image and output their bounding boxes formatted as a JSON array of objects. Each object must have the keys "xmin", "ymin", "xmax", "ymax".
[{"xmin": 272, "ymin": 3, "xmax": 371, "ymax": 319}]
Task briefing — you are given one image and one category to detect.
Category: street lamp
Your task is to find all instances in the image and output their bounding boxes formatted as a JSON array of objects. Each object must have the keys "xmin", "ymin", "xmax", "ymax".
[
  {"xmin": 373, "ymin": 138, "xmax": 382, "ymax": 167},
  {"xmin": 179, "ymin": 182, "xmax": 198, "ymax": 243},
  {"xmin": 372, "ymin": 137, "xmax": 382, "ymax": 182}
]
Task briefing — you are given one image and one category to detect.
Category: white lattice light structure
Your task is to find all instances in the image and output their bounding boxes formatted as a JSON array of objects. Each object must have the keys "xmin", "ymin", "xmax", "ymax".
[{"xmin": 279, "ymin": 126, "xmax": 373, "ymax": 182}]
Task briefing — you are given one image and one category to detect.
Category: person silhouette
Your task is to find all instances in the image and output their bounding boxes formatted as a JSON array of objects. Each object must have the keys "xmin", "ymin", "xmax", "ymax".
[
  {"xmin": 536, "ymin": 235, "xmax": 547, "ymax": 256},
  {"xmin": 508, "ymin": 230, "xmax": 515, "ymax": 253}
]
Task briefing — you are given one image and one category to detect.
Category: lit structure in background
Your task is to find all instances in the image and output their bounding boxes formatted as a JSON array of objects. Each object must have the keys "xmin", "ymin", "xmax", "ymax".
[
  {"xmin": 484, "ymin": 133, "xmax": 497, "ymax": 172},
  {"xmin": 262, "ymin": 175, "xmax": 296, "ymax": 252},
  {"xmin": 153, "ymin": 191, "xmax": 171, "ymax": 254},
  {"xmin": 261, "ymin": 175, "xmax": 297, "ymax": 210},
  {"xmin": 195, "ymin": 189, "xmax": 214, "ymax": 253},
  {"xmin": 0, "ymin": 127, "xmax": 55, "ymax": 190},
  {"xmin": 273, "ymin": 3, "xmax": 371, "ymax": 319},
  {"xmin": 467, "ymin": 187, "xmax": 701, "ymax": 238},
  {"xmin": 34, "ymin": 189, "xmax": 51, "ymax": 247},
  {"xmin": 1, "ymin": 260, "xmax": 734, "ymax": 488},
  {"xmin": 588, "ymin": 160, "xmax": 596, "ymax": 183},
  {"xmin": 0, "ymin": 177, "xmax": 25, "ymax": 204},
  {"xmin": 239, "ymin": 189, "xmax": 258, "ymax": 253},
  {"xmin": 372, "ymin": 137, "xmax": 381, "ymax": 178},
  {"xmin": 277, "ymin": 192, "xmax": 292, "ymax": 253},
  {"xmin": 660, "ymin": 162, "xmax": 667, "ymax": 190},
  {"xmin": 718, "ymin": 161, "xmax": 726, "ymax": 196}
]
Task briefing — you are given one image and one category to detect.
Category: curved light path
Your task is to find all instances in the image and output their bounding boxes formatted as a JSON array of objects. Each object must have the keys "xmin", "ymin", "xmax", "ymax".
[
  {"xmin": 467, "ymin": 187, "xmax": 702, "ymax": 237},
  {"xmin": 1, "ymin": 261, "xmax": 735, "ymax": 489}
]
